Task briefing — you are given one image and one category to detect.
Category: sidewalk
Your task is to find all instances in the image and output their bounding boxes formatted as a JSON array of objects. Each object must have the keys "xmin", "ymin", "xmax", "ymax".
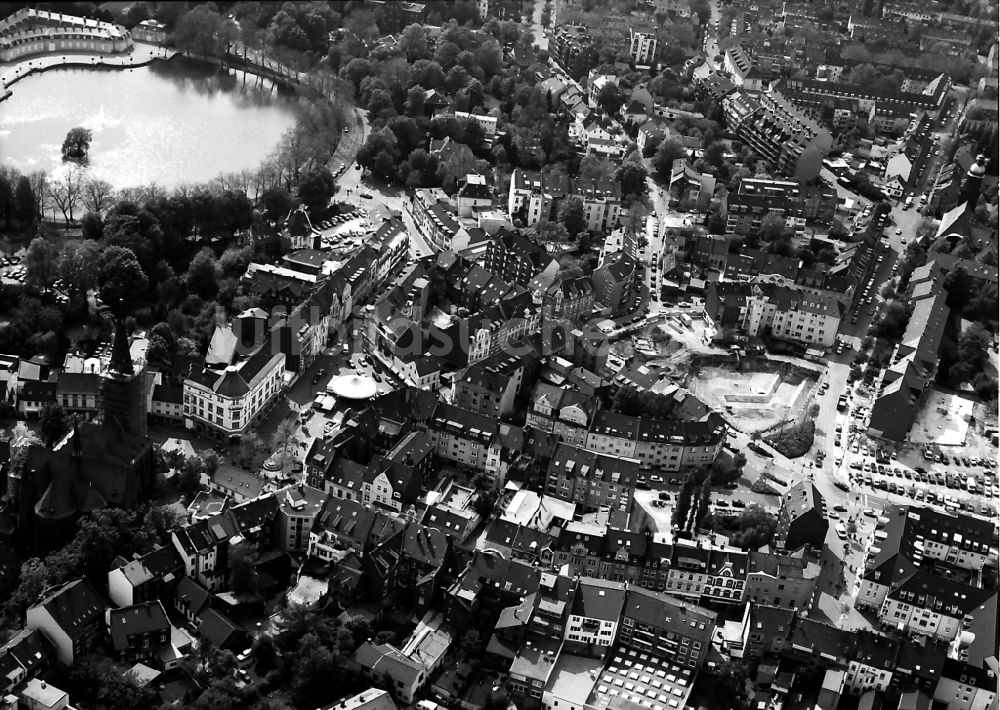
[{"xmin": 0, "ymin": 41, "xmax": 175, "ymax": 93}]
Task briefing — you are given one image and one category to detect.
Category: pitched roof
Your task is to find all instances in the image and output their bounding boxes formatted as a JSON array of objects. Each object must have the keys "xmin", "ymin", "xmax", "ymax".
[
  {"xmin": 571, "ymin": 578, "xmax": 626, "ymax": 620},
  {"xmin": 108, "ymin": 601, "xmax": 170, "ymax": 652},
  {"xmin": 30, "ymin": 578, "xmax": 104, "ymax": 641}
]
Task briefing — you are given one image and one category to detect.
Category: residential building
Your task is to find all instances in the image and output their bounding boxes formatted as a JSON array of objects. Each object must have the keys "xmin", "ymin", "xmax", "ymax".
[
  {"xmin": 629, "ymin": 26, "xmax": 657, "ymax": 65},
  {"xmin": 276, "ymin": 484, "xmax": 328, "ymax": 554},
  {"xmin": 618, "ymin": 586, "xmax": 716, "ymax": 670},
  {"xmin": 723, "ymin": 177, "xmax": 838, "ymax": 236},
  {"xmin": 507, "ymin": 169, "xmax": 622, "ymax": 233},
  {"xmin": 484, "ymin": 230, "xmax": 558, "ymax": 286},
  {"xmin": 107, "ymin": 544, "xmax": 183, "ymax": 607},
  {"xmin": 704, "ymin": 278, "xmax": 842, "ymax": 348},
  {"xmin": 669, "ymin": 159, "xmax": 717, "ymax": 211},
  {"xmin": 724, "ymin": 45, "xmax": 767, "ymax": 92},
  {"xmin": 776, "ymin": 481, "xmax": 829, "ymax": 552},
  {"xmin": 106, "ymin": 601, "xmax": 171, "ymax": 666},
  {"xmin": 25, "ymin": 578, "xmax": 105, "ymax": 666},
  {"xmin": 563, "ymin": 578, "xmax": 626, "ymax": 656},
  {"xmin": 722, "ymin": 90, "xmax": 833, "ymax": 180},
  {"xmin": 355, "ymin": 612, "xmax": 452, "ymax": 704},
  {"xmin": 744, "ymin": 548, "xmax": 820, "ymax": 610}
]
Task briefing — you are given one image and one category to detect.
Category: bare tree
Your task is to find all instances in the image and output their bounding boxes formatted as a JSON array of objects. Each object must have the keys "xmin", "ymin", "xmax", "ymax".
[
  {"xmin": 47, "ymin": 164, "xmax": 85, "ymax": 223},
  {"xmin": 81, "ymin": 177, "xmax": 116, "ymax": 214},
  {"xmin": 28, "ymin": 171, "xmax": 48, "ymax": 221}
]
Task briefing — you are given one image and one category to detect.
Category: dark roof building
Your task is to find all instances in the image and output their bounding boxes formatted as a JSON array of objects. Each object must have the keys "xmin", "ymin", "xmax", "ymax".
[{"xmin": 776, "ymin": 481, "xmax": 828, "ymax": 552}]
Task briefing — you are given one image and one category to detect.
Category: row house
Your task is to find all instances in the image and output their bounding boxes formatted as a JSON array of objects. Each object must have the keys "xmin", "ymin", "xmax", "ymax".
[
  {"xmin": 563, "ymin": 578, "xmax": 626, "ymax": 656},
  {"xmin": 409, "ymin": 188, "xmax": 477, "ymax": 253},
  {"xmin": 722, "ymin": 90, "xmax": 833, "ymax": 180},
  {"xmin": 877, "ymin": 570, "xmax": 995, "ymax": 648},
  {"xmin": 704, "ymin": 278, "xmax": 842, "ymax": 348},
  {"xmin": 106, "ymin": 601, "xmax": 172, "ymax": 667},
  {"xmin": 585, "ymin": 410, "xmax": 728, "ymax": 472},
  {"xmin": 723, "ymin": 177, "xmax": 838, "ymax": 236},
  {"xmin": 107, "ymin": 544, "xmax": 183, "ymax": 607},
  {"xmin": 868, "ymin": 278, "xmax": 949, "ymax": 441},
  {"xmin": 545, "ymin": 443, "xmax": 641, "ymax": 514},
  {"xmin": 618, "ymin": 586, "xmax": 716, "ymax": 671},
  {"xmin": 364, "ymin": 432, "xmax": 434, "ymax": 512},
  {"xmin": 531, "ymin": 274, "xmax": 596, "ymax": 328},
  {"xmin": 452, "ymin": 362, "xmax": 519, "ymax": 419},
  {"xmin": 507, "ymin": 169, "xmax": 622, "ymax": 233},
  {"xmin": 744, "ymin": 548, "xmax": 820, "ymax": 610},
  {"xmin": 426, "ymin": 403, "xmax": 513, "ymax": 487},
  {"xmin": 484, "ymin": 229, "xmax": 558, "ymax": 287}
]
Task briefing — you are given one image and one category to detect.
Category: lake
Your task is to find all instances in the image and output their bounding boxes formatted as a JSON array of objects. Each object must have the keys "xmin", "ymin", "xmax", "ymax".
[{"xmin": 0, "ymin": 56, "xmax": 301, "ymax": 189}]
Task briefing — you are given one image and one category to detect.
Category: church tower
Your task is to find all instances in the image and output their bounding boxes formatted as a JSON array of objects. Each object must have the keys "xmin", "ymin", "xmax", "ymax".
[
  {"xmin": 959, "ymin": 153, "xmax": 988, "ymax": 208},
  {"xmin": 101, "ymin": 320, "xmax": 147, "ymax": 438}
]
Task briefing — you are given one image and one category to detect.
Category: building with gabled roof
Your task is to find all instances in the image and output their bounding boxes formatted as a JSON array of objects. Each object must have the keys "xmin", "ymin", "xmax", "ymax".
[
  {"xmin": 744, "ymin": 548, "xmax": 820, "ymax": 610},
  {"xmin": 563, "ymin": 577, "xmax": 625, "ymax": 657},
  {"xmin": 25, "ymin": 578, "xmax": 106, "ymax": 666},
  {"xmin": 209, "ymin": 463, "xmax": 269, "ymax": 503},
  {"xmin": 776, "ymin": 481, "xmax": 828, "ymax": 552},
  {"xmin": 618, "ymin": 585, "xmax": 716, "ymax": 670},
  {"xmin": 106, "ymin": 600, "xmax": 172, "ymax": 666},
  {"xmin": 868, "ymin": 277, "xmax": 949, "ymax": 441},
  {"xmin": 107, "ymin": 544, "xmax": 183, "ymax": 607}
]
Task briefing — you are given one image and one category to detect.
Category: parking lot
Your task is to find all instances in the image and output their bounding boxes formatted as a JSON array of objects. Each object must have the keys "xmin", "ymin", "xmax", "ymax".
[{"xmin": 0, "ymin": 255, "xmax": 25, "ymax": 285}]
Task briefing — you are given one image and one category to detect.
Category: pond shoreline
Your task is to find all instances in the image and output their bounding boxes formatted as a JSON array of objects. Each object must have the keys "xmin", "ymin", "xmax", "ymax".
[
  {"xmin": 0, "ymin": 42, "xmax": 174, "ymax": 101},
  {"xmin": 1, "ymin": 43, "xmax": 303, "ymax": 103}
]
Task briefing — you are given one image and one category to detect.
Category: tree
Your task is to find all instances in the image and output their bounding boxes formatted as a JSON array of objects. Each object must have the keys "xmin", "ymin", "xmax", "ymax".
[
  {"xmin": 271, "ymin": 420, "xmax": 299, "ymax": 477},
  {"xmin": 558, "ymin": 196, "xmax": 586, "ymax": 237},
  {"xmin": 80, "ymin": 211, "xmax": 104, "ymax": 240},
  {"xmin": 174, "ymin": 5, "xmax": 225, "ymax": 56},
  {"xmin": 228, "ymin": 543, "xmax": 261, "ymax": 598},
  {"xmin": 290, "ymin": 632, "xmax": 336, "ymax": 708},
  {"xmin": 186, "ymin": 248, "xmax": 219, "ymax": 299},
  {"xmin": 81, "ymin": 177, "xmax": 115, "ymax": 214},
  {"xmin": 39, "ymin": 404, "xmax": 69, "ymax": 447},
  {"xmin": 47, "ymin": 163, "xmax": 85, "ymax": 222},
  {"xmin": 261, "ymin": 187, "xmax": 293, "ymax": 222},
  {"xmin": 14, "ymin": 175, "xmax": 36, "ymax": 226},
  {"xmin": 673, "ymin": 474, "xmax": 696, "ymax": 530},
  {"xmin": 404, "ymin": 84, "xmax": 427, "ymax": 117},
  {"xmin": 729, "ymin": 505, "xmax": 778, "ymax": 550},
  {"xmin": 23, "ymin": 237, "xmax": 60, "ymax": 289},
  {"xmin": 654, "ymin": 139, "xmax": 687, "ymax": 179},
  {"xmin": 461, "ymin": 629, "xmax": 482, "ymax": 657},
  {"xmin": 57, "ymin": 239, "xmax": 100, "ymax": 297},
  {"xmin": 758, "ymin": 212, "xmax": 788, "ymax": 242},
  {"xmin": 579, "ymin": 155, "xmax": 616, "ymax": 182},
  {"xmin": 237, "ymin": 432, "xmax": 267, "ymax": 468},
  {"xmin": 692, "ymin": 476, "xmax": 712, "ymax": 531},
  {"xmin": 597, "ymin": 82, "xmax": 622, "ymax": 116},
  {"xmin": 62, "ymin": 127, "xmax": 93, "ymax": 161},
  {"xmin": 399, "ymin": 23, "xmax": 430, "ymax": 62},
  {"xmin": 357, "ymin": 128, "xmax": 401, "ymax": 180},
  {"xmin": 616, "ymin": 161, "xmax": 648, "ymax": 196},
  {"xmin": 98, "ymin": 246, "xmax": 148, "ymax": 315},
  {"xmin": 176, "ymin": 455, "xmax": 208, "ymax": 500},
  {"xmin": 298, "ymin": 168, "xmax": 336, "ymax": 211},
  {"xmin": 712, "ymin": 661, "xmax": 750, "ymax": 710}
]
